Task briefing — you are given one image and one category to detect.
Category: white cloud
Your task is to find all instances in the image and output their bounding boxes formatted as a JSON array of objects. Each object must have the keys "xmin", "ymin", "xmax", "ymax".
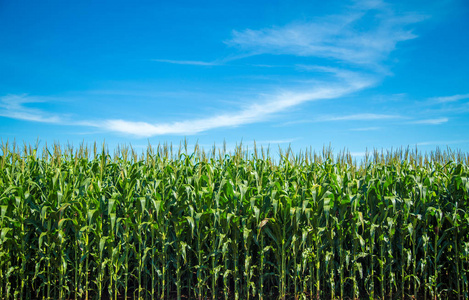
[
  {"xmin": 226, "ymin": 2, "xmax": 425, "ymax": 67},
  {"xmin": 431, "ymin": 94, "xmax": 469, "ymax": 103},
  {"xmin": 320, "ymin": 113, "xmax": 401, "ymax": 121},
  {"xmin": 281, "ymin": 112, "xmax": 400, "ymax": 126},
  {"xmin": 410, "ymin": 117, "xmax": 448, "ymax": 125},
  {"xmin": 350, "ymin": 127, "xmax": 381, "ymax": 131},
  {"xmin": 296, "ymin": 65, "xmax": 378, "ymax": 83},
  {"xmin": 255, "ymin": 138, "xmax": 298, "ymax": 145},
  {"xmin": 100, "ymin": 79, "xmax": 372, "ymax": 137},
  {"xmin": 152, "ymin": 59, "xmax": 219, "ymax": 66},
  {"xmin": 1, "ymin": 1, "xmax": 426, "ymax": 139},
  {"xmin": 0, "ymin": 69, "xmax": 372, "ymax": 137},
  {"xmin": 0, "ymin": 94, "xmax": 62, "ymax": 123},
  {"xmin": 416, "ymin": 140, "xmax": 469, "ymax": 146},
  {"xmin": 350, "ymin": 151, "xmax": 367, "ymax": 157}
]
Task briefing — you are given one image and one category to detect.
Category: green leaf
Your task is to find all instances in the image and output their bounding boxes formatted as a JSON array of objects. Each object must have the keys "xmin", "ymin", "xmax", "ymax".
[
  {"xmin": 110, "ymin": 213, "xmax": 116, "ymax": 232},
  {"xmin": 58, "ymin": 218, "xmax": 68, "ymax": 229},
  {"xmin": 99, "ymin": 236, "xmax": 107, "ymax": 254},
  {"xmin": 0, "ymin": 205, "xmax": 7, "ymax": 219},
  {"xmin": 0, "ymin": 228, "xmax": 11, "ymax": 244}
]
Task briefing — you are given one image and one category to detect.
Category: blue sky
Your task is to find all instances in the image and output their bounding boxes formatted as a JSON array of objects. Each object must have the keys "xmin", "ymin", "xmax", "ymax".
[{"xmin": 1, "ymin": 0, "xmax": 468, "ymax": 157}]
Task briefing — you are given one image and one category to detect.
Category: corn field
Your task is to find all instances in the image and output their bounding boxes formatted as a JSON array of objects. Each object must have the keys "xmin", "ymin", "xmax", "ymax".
[{"xmin": 0, "ymin": 141, "xmax": 468, "ymax": 299}]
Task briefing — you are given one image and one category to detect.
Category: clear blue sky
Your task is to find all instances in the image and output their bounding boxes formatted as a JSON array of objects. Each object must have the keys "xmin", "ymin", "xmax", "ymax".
[{"xmin": 1, "ymin": 0, "xmax": 468, "ymax": 157}]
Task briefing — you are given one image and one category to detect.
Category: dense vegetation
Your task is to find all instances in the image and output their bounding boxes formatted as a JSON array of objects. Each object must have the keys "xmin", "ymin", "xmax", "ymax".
[{"xmin": 0, "ymin": 142, "xmax": 468, "ymax": 299}]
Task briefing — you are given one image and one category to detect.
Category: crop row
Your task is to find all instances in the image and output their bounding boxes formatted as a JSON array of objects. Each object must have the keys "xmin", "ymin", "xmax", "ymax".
[{"xmin": 0, "ymin": 143, "xmax": 468, "ymax": 299}]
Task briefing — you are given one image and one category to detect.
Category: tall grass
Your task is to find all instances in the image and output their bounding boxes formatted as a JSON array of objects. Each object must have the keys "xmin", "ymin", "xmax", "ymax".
[{"xmin": 0, "ymin": 141, "xmax": 468, "ymax": 299}]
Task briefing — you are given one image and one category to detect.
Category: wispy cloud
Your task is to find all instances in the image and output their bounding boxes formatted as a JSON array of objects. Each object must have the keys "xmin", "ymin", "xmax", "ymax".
[
  {"xmin": 350, "ymin": 151, "xmax": 367, "ymax": 157},
  {"xmin": 320, "ymin": 113, "xmax": 402, "ymax": 121},
  {"xmin": 350, "ymin": 127, "xmax": 381, "ymax": 131},
  {"xmin": 281, "ymin": 112, "xmax": 400, "ymax": 126},
  {"xmin": 1, "ymin": 1, "xmax": 427, "ymax": 139},
  {"xmin": 410, "ymin": 117, "xmax": 448, "ymax": 125},
  {"xmin": 416, "ymin": 140, "xmax": 469, "ymax": 146},
  {"xmin": 0, "ymin": 94, "xmax": 102, "ymax": 128},
  {"xmin": 152, "ymin": 59, "xmax": 219, "ymax": 66},
  {"xmin": 296, "ymin": 65, "xmax": 377, "ymax": 83},
  {"xmin": 0, "ymin": 94, "xmax": 62, "ymax": 123},
  {"xmin": 226, "ymin": 1, "xmax": 425, "ymax": 67},
  {"xmin": 431, "ymin": 93, "xmax": 469, "ymax": 103},
  {"xmin": 255, "ymin": 138, "xmax": 299, "ymax": 145},
  {"xmin": 0, "ymin": 71, "xmax": 372, "ymax": 137},
  {"xmin": 100, "ymin": 80, "xmax": 371, "ymax": 137}
]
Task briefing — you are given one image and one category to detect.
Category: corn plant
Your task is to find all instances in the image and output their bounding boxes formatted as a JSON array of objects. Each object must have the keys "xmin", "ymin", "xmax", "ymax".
[{"xmin": 0, "ymin": 142, "xmax": 467, "ymax": 299}]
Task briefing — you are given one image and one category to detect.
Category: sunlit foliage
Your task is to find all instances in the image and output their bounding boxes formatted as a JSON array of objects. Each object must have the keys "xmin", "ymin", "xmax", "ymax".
[{"xmin": 0, "ymin": 141, "xmax": 468, "ymax": 299}]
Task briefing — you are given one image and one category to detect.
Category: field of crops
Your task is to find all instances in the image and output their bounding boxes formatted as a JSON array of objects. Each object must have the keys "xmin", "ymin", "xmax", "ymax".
[{"xmin": 0, "ymin": 142, "xmax": 468, "ymax": 299}]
